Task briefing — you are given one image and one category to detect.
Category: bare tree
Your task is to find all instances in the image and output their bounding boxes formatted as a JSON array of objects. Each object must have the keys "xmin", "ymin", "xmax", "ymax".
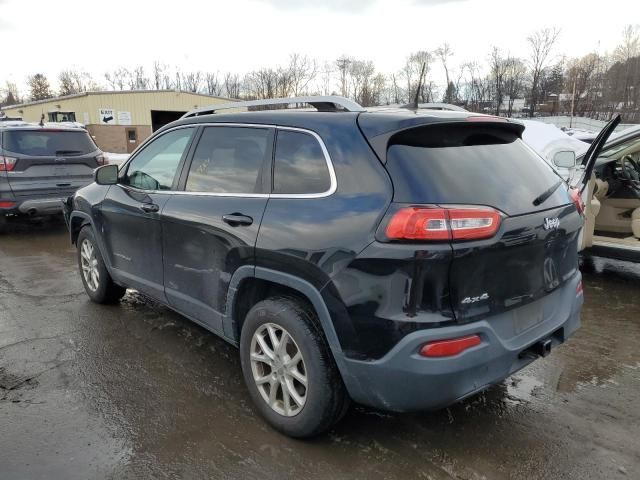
[
  {"xmin": 335, "ymin": 56, "xmax": 352, "ymax": 98},
  {"xmin": 223, "ymin": 72, "xmax": 241, "ymax": 99},
  {"xmin": 183, "ymin": 72, "xmax": 202, "ymax": 93},
  {"xmin": 126, "ymin": 66, "xmax": 149, "ymax": 90},
  {"xmin": 565, "ymin": 53, "xmax": 599, "ymax": 114},
  {"xmin": 613, "ymin": 25, "xmax": 640, "ymax": 108},
  {"xmin": 526, "ymin": 27, "xmax": 560, "ymax": 116},
  {"xmin": 152, "ymin": 62, "xmax": 166, "ymax": 90},
  {"xmin": 288, "ymin": 53, "xmax": 318, "ymax": 96},
  {"xmin": 59, "ymin": 70, "xmax": 96, "ymax": 95},
  {"xmin": 435, "ymin": 43, "xmax": 454, "ymax": 102},
  {"xmin": 503, "ymin": 57, "xmax": 527, "ymax": 116},
  {"xmin": 489, "ymin": 47, "xmax": 509, "ymax": 115},
  {"xmin": 104, "ymin": 68, "xmax": 128, "ymax": 90},
  {"xmin": 204, "ymin": 72, "xmax": 222, "ymax": 96},
  {"xmin": 403, "ymin": 51, "xmax": 433, "ymax": 104}
]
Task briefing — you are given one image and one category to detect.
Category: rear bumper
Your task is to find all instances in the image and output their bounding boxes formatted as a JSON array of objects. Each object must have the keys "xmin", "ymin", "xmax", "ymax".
[
  {"xmin": 339, "ymin": 273, "xmax": 583, "ymax": 412},
  {"xmin": 16, "ymin": 198, "xmax": 65, "ymax": 215},
  {"xmin": 0, "ymin": 197, "xmax": 68, "ymax": 216}
]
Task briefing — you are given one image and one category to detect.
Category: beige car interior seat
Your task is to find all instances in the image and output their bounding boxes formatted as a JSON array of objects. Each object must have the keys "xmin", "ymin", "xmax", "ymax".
[
  {"xmin": 581, "ymin": 174, "xmax": 600, "ymax": 249},
  {"xmin": 632, "ymin": 208, "xmax": 640, "ymax": 239}
]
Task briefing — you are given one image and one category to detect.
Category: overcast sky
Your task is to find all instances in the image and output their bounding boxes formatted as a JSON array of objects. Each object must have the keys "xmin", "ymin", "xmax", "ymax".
[{"xmin": 0, "ymin": 0, "xmax": 636, "ymax": 93}]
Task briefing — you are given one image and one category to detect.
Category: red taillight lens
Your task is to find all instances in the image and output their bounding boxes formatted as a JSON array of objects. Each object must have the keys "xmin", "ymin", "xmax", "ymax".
[
  {"xmin": 0, "ymin": 155, "xmax": 17, "ymax": 172},
  {"xmin": 569, "ymin": 188, "xmax": 584, "ymax": 215},
  {"xmin": 385, "ymin": 206, "xmax": 501, "ymax": 241},
  {"xmin": 95, "ymin": 154, "xmax": 107, "ymax": 166},
  {"xmin": 576, "ymin": 280, "xmax": 583, "ymax": 296},
  {"xmin": 385, "ymin": 207, "xmax": 449, "ymax": 240},
  {"xmin": 0, "ymin": 200, "xmax": 16, "ymax": 208},
  {"xmin": 419, "ymin": 335, "xmax": 481, "ymax": 357}
]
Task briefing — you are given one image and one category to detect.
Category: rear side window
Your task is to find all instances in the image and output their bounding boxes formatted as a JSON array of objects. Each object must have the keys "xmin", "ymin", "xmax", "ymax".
[
  {"xmin": 2, "ymin": 130, "xmax": 97, "ymax": 156},
  {"xmin": 186, "ymin": 126, "xmax": 271, "ymax": 194},
  {"xmin": 273, "ymin": 130, "xmax": 331, "ymax": 195},
  {"xmin": 386, "ymin": 124, "xmax": 567, "ymax": 216}
]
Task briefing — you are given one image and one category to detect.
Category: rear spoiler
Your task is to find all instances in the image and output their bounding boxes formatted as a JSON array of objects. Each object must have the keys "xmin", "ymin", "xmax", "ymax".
[{"xmin": 359, "ymin": 117, "xmax": 525, "ymax": 164}]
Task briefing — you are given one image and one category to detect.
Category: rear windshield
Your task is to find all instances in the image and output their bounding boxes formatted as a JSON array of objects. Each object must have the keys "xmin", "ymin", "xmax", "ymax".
[
  {"xmin": 386, "ymin": 124, "xmax": 569, "ymax": 216},
  {"xmin": 2, "ymin": 130, "xmax": 97, "ymax": 156}
]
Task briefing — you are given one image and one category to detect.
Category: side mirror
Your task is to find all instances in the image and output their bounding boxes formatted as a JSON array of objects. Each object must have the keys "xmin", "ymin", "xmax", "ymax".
[
  {"xmin": 94, "ymin": 164, "xmax": 119, "ymax": 185},
  {"xmin": 553, "ymin": 150, "xmax": 576, "ymax": 169}
]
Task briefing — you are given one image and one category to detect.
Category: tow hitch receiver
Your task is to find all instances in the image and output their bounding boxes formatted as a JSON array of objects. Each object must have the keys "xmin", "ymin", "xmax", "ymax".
[
  {"xmin": 519, "ymin": 338, "xmax": 553, "ymax": 360},
  {"xmin": 533, "ymin": 339, "xmax": 552, "ymax": 358}
]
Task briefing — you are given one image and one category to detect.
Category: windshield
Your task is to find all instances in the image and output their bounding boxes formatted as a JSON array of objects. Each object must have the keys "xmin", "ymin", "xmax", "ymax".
[
  {"xmin": 594, "ymin": 134, "xmax": 640, "ymax": 166},
  {"xmin": 2, "ymin": 129, "xmax": 97, "ymax": 156}
]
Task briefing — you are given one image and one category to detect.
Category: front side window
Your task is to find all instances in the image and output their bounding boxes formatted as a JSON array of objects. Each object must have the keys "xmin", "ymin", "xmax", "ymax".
[
  {"xmin": 123, "ymin": 127, "xmax": 193, "ymax": 191},
  {"xmin": 185, "ymin": 126, "xmax": 271, "ymax": 194},
  {"xmin": 273, "ymin": 130, "xmax": 331, "ymax": 195}
]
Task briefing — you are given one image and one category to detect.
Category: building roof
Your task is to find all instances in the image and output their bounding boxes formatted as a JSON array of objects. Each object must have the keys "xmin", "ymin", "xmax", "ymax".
[{"xmin": 1, "ymin": 90, "xmax": 234, "ymax": 111}]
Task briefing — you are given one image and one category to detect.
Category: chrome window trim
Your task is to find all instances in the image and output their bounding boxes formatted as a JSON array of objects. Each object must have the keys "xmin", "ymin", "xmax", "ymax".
[
  {"xmin": 118, "ymin": 122, "xmax": 337, "ymax": 200},
  {"xmin": 270, "ymin": 126, "xmax": 337, "ymax": 199}
]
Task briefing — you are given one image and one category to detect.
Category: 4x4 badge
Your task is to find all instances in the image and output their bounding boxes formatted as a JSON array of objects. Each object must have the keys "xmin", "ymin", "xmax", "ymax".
[
  {"xmin": 461, "ymin": 293, "xmax": 489, "ymax": 304},
  {"xmin": 543, "ymin": 217, "xmax": 560, "ymax": 230}
]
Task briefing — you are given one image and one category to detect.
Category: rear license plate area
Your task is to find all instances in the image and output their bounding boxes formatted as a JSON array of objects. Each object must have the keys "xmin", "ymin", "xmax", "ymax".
[{"xmin": 513, "ymin": 301, "xmax": 544, "ymax": 334}]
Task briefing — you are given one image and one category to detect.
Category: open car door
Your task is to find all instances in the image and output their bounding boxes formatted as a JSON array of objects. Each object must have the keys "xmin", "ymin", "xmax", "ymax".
[
  {"xmin": 571, "ymin": 114, "xmax": 621, "ymax": 193},
  {"xmin": 573, "ymin": 114, "xmax": 620, "ymax": 251}
]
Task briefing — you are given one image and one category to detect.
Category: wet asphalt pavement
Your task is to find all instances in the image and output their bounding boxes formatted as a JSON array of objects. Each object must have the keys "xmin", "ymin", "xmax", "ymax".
[{"xmin": 1, "ymin": 218, "xmax": 639, "ymax": 480}]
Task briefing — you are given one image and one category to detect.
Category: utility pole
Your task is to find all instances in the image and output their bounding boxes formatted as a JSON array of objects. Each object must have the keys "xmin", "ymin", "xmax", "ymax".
[{"xmin": 570, "ymin": 78, "xmax": 576, "ymax": 129}]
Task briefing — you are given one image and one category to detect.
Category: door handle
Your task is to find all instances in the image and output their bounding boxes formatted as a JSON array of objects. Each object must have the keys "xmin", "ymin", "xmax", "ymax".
[
  {"xmin": 140, "ymin": 203, "xmax": 159, "ymax": 213},
  {"xmin": 222, "ymin": 213, "xmax": 253, "ymax": 226}
]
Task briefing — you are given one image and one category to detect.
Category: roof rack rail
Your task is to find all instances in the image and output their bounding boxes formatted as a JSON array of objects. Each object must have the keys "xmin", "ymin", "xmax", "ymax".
[{"xmin": 182, "ymin": 95, "xmax": 365, "ymax": 118}]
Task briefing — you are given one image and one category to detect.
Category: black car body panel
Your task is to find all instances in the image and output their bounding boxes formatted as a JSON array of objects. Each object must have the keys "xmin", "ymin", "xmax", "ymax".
[{"xmin": 66, "ymin": 104, "xmax": 584, "ymax": 412}]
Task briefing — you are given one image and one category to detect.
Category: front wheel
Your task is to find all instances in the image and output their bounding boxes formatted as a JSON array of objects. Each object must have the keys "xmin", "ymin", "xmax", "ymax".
[
  {"xmin": 240, "ymin": 297, "xmax": 349, "ymax": 438},
  {"xmin": 77, "ymin": 226, "xmax": 125, "ymax": 304}
]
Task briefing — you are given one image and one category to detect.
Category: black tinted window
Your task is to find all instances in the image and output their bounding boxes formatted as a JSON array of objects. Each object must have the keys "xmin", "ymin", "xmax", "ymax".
[
  {"xmin": 273, "ymin": 130, "xmax": 330, "ymax": 194},
  {"xmin": 124, "ymin": 128, "xmax": 193, "ymax": 191},
  {"xmin": 2, "ymin": 130, "xmax": 97, "ymax": 156},
  {"xmin": 186, "ymin": 126, "xmax": 270, "ymax": 194},
  {"xmin": 386, "ymin": 124, "xmax": 567, "ymax": 216}
]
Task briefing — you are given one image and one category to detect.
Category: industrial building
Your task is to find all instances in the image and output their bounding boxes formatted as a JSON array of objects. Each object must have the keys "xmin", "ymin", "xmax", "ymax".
[{"xmin": 0, "ymin": 90, "xmax": 232, "ymax": 153}]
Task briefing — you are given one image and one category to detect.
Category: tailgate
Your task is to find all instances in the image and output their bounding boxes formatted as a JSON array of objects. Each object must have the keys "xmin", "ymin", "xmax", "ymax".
[
  {"xmin": 449, "ymin": 204, "xmax": 582, "ymax": 322},
  {"xmin": 2, "ymin": 128, "xmax": 99, "ymax": 199},
  {"xmin": 8, "ymin": 159, "xmax": 95, "ymax": 199}
]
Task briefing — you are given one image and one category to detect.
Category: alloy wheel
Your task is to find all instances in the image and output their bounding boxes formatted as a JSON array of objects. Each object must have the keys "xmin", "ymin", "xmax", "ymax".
[
  {"xmin": 80, "ymin": 238, "xmax": 100, "ymax": 292},
  {"xmin": 250, "ymin": 322, "xmax": 308, "ymax": 416}
]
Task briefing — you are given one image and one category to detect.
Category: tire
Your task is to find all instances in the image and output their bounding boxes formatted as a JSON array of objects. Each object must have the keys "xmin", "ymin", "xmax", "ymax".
[
  {"xmin": 240, "ymin": 297, "xmax": 349, "ymax": 438},
  {"xmin": 77, "ymin": 226, "xmax": 126, "ymax": 304}
]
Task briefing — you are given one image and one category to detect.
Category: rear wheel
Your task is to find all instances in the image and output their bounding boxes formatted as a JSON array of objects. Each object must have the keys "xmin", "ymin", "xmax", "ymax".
[
  {"xmin": 77, "ymin": 226, "xmax": 125, "ymax": 304},
  {"xmin": 240, "ymin": 297, "xmax": 349, "ymax": 438}
]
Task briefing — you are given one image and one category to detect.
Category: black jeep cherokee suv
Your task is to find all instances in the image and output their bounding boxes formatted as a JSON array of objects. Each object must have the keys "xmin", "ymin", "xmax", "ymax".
[{"xmin": 64, "ymin": 96, "xmax": 587, "ymax": 438}]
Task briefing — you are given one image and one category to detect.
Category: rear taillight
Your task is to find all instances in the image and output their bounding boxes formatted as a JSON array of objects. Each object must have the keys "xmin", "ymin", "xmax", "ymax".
[
  {"xmin": 576, "ymin": 280, "xmax": 583, "ymax": 296},
  {"xmin": 569, "ymin": 188, "xmax": 584, "ymax": 215},
  {"xmin": 0, "ymin": 155, "xmax": 17, "ymax": 172},
  {"xmin": 385, "ymin": 206, "xmax": 501, "ymax": 241},
  {"xmin": 419, "ymin": 335, "xmax": 481, "ymax": 357},
  {"xmin": 95, "ymin": 154, "xmax": 107, "ymax": 166},
  {"xmin": 0, "ymin": 200, "xmax": 16, "ymax": 209}
]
